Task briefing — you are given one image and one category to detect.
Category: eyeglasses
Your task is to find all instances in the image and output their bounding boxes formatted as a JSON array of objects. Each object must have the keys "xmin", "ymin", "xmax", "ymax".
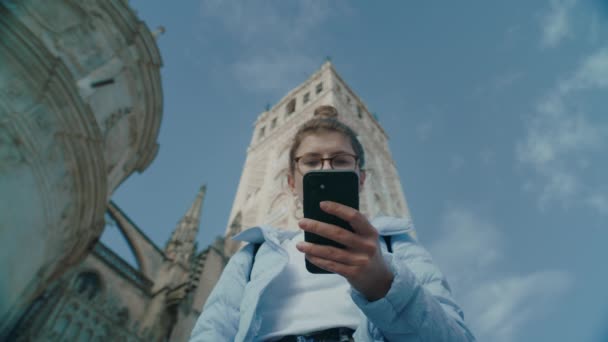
[{"xmin": 294, "ymin": 153, "xmax": 359, "ymax": 174}]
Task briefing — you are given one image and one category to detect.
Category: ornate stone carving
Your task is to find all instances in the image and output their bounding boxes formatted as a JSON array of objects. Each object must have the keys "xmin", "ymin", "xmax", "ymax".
[
  {"xmin": 103, "ymin": 106, "xmax": 132, "ymax": 134},
  {"xmin": 0, "ymin": 0, "xmax": 162, "ymax": 336}
]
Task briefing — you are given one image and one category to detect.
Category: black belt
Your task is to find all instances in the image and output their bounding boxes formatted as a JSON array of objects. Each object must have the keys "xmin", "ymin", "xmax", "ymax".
[{"xmin": 274, "ymin": 327, "xmax": 354, "ymax": 342}]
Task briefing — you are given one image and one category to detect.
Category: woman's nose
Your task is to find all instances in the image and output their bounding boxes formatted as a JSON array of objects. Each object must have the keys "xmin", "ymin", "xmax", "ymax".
[{"xmin": 320, "ymin": 159, "xmax": 332, "ymax": 170}]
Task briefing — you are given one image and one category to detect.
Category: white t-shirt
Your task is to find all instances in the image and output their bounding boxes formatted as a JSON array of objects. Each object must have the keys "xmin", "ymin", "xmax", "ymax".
[{"xmin": 256, "ymin": 232, "xmax": 362, "ymax": 340}]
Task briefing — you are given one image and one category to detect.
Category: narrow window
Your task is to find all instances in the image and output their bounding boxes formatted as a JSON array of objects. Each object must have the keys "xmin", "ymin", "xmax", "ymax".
[
  {"xmin": 357, "ymin": 105, "xmax": 363, "ymax": 119},
  {"xmin": 336, "ymin": 84, "xmax": 341, "ymax": 93},
  {"xmin": 346, "ymin": 96, "xmax": 351, "ymax": 104},
  {"xmin": 271, "ymin": 118, "xmax": 277, "ymax": 129},
  {"xmin": 286, "ymin": 98, "xmax": 296, "ymax": 115},
  {"xmin": 316, "ymin": 82, "xmax": 323, "ymax": 94},
  {"xmin": 90, "ymin": 78, "xmax": 115, "ymax": 88},
  {"xmin": 259, "ymin": 126, "xmax": 265, "ymax": 139},
  {"xmin": 75, "ymin": 272, "xmax": 101, "ymax": 300},
  {"xmin": 303, "ymin": 92, "xmax": 310, "ymax": 104}
]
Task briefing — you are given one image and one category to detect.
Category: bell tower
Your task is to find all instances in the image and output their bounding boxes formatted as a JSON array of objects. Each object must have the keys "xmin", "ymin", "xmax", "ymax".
[{"xmin": 223, "ymin": 62, "xmax": 411, "ymax": 255}]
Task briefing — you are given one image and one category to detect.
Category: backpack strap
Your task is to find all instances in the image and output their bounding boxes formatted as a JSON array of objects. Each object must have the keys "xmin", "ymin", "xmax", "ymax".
[
  {"xmin": 382, "ymin": 235, "xmax": 393, "ymax": 253},
  {"xmin": 247, "ymin": 243, "xmax": 262, "ymax": 282}
]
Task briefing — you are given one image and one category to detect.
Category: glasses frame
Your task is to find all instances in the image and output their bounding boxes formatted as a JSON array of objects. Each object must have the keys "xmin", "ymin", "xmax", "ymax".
[{"xmin": 293, "ymin": 153, "xmax": 360, "ymax": 175}]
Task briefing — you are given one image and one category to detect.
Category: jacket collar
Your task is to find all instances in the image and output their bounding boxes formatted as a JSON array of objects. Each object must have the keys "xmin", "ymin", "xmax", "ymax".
[{"xmin": 232, "ymin": 216, "xmax": 415, "ymax": 244}]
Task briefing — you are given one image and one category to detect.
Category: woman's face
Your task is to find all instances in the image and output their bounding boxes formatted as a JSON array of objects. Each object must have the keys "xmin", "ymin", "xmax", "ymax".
[{"xmin": 288, "ymin": 131, "xmax": 366, "ymax": 203}]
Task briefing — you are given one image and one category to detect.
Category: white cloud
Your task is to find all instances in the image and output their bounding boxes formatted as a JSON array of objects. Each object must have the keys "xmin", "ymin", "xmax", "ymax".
[
  {"xmin": 494, "ymin": 71, "xmax": 524, "ymax": 90},
  {"xmin": 541, "ymin": 0, "xmax": 578, "ymax": 48},
  {"xmin": 449, "ymin": 155, "xmax": 465, "ymax": 171},
  {"xmin": 429, "ymin": 208, "xmax": 573, "ymax": 342},
  {"xmin": 559, "ymin": 47, "xmax": 608, "ymax": 92},
  {"xmin": 199, "ymin": 0, "xmax": 339, "ymax": 93},
  {"xmin": 517, "ymin": 47, "xmax": 608, "ymax": 214},
  {"xmin": 232, "ymin": 54, "xmax": 317, "ymax": 93},
  {"xmin": 430, "ymin": 209, "xmax": 501, "ymax": 286},
  {"xmin": 465, "ymin": 271, "xmax": 572, "ymax": 342},
  {"xmin": 480, "ymin": 147, "xmax": 495, "ymax": 165},
  {"xmin": 588, "ymin": 12, "xmax": 600, "ymax": 44},
  {"xmin": 200, "ymin": 0, "xmax": 330, "ymax": 45},
  {"xmin": 415, "ymin": 121, "xmax": 433, "ymax": 141},
  {"xmin": 588, "ymin": 194, "xmax": 608, "ymax": 215}
]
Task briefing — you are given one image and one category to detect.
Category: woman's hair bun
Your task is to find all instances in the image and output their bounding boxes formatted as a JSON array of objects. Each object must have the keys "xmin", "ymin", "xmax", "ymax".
[{"xmin": 313, "ymin": 105, "xmax": 339, "ymax": 118}]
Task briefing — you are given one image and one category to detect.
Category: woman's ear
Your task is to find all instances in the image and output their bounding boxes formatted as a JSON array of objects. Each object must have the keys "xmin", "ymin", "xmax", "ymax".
[{"xmin": 358, "ymin": 170, "xmax": 366, "ymax": 192}]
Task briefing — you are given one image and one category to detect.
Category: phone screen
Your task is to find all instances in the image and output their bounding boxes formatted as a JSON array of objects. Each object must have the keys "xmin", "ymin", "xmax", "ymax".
[{"xmin": 303, "ymin": 170, "xmax": 359, "ymax": 273}]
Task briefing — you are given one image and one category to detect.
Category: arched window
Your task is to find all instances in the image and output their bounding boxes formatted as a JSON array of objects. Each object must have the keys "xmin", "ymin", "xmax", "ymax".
[
  {"xmin": 286, "ymin": 98, "xmax": 296, "ymax": 115},
  {"xmin": 74, "ymin": 272, "xmax": 102, "ymax": 300},
  {"xmin": 316, "ymin": 82, "xmax": 323, "ymax": 94},
  {"xmin": 303, "ymin": 92, "xmax": 310, "ymax": 104}
]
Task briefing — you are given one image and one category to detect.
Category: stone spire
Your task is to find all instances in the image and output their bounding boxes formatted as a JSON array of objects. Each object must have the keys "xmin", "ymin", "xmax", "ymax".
[{"xmin": 165, "ymin": 185, "xmax": 206, "ymax": 265}]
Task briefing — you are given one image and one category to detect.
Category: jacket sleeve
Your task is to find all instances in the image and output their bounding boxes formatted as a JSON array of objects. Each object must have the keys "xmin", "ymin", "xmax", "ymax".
[
  {"xmin": 350, "ymin": 233, "xmax": 476, "ymax": 341},
  {"xmin": 189, "ymin": 243, "xmax": 255, "ymax": 341}
]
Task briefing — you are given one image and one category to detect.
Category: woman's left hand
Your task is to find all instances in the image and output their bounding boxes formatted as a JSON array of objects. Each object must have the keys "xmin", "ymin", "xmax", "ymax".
[{"xmin": 296, "ymin": 201, "xmax": 394, "ymax": 302}]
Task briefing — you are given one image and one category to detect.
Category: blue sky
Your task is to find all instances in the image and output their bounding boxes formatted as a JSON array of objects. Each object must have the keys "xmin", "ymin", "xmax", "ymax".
[{"xmin": 101, "ymin": 1, "xmax": 608, "ymax": 341}]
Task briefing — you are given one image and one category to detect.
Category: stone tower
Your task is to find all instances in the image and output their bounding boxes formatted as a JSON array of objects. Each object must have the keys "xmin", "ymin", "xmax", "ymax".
[{"xmin": 223, "ymin": 61, "xmax": 411, "ymax": 255}]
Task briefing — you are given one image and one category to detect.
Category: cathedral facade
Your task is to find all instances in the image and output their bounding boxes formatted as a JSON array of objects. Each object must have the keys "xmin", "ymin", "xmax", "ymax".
[
  {"xmin": 0, "ymin": 0, "xmax": 163, "ymax": 337},
  {"xmin": 10, "ymin": 187, "xmax": 220, "ymax": 341}
]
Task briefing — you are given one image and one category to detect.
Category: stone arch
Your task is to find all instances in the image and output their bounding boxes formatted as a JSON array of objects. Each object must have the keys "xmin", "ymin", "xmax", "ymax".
[
  {"xmin": 268, "ymin": 193, "xmax": 289, "ymax": 215},
  {"xmin": 274, "ymin": 143, "xmax": 291, "ymax": 171},
  {"xmin": 266, "ymin": 192, "xmax": 289, "ymax": 226},
  {"xmin": 275, "ymin": 143, "xmax": 292, "ymax": 191},
  {"xmin": 274, "ymin": 168, "xmax": 289, "ymax": 191}
]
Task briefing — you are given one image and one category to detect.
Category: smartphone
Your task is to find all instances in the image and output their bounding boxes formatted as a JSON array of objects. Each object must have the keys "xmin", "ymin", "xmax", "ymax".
[{"xmin": 303, "ymin": 170, "xmax": 359, "ymax": 274}]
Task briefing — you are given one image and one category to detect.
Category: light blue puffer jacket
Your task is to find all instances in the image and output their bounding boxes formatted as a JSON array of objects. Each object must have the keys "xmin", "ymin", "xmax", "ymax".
[{"xmin": 190, "ymin": 217, "xmax": 476, "ymax": 341}]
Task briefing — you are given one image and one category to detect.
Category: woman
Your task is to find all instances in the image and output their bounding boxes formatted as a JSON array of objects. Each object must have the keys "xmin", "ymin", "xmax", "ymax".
[{"xmin": 190, "ymin": 106, "xmax": 475, "ymax": 341}]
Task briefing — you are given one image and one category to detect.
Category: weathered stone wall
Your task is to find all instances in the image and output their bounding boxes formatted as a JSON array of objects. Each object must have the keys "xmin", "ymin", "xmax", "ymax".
[
  {"xmin": 12, "ymin": 249, "xmax": 157, "ymax": 341},
  {"xmin": 0, "ymin": 0, "xmax": 163, "ymax": 336}
]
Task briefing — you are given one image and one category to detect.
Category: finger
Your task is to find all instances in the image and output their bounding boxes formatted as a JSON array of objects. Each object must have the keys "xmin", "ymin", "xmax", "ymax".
[
  {"xmin": 305, "ymin": 255, "xmax": 358, "ymax": 278},
  {"xmin": 296, "ymin": 242, "xmax": 368, "ymax": 266},
  {"xmin": 298, "ymin": 219, "xmax": 374, "ymax": 254},
  {"xmin": 319, "ymin": 201, "xmax": 376, "ymax": 237}
]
